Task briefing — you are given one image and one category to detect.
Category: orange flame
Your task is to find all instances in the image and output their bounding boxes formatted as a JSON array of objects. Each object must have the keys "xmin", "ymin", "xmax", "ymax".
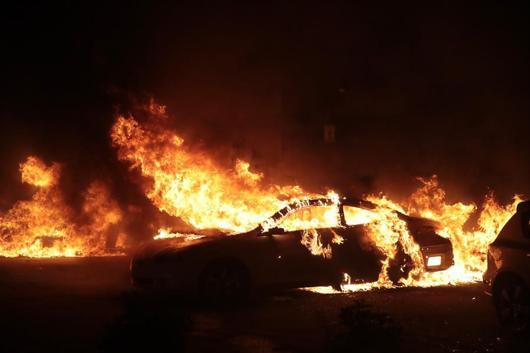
[
  {"xmin": 2, "ymin": 100, "xmax": 523, "ymax": 298},
  {"xmin": 405, "ymin": 177, "xmax": 522, "ymax": 285},
  {"xmin": 110, "ymin": 105, "xmax": 523, "ymax": 292},
  {"xmin": 20, "ymin": 156, "xmax": 60, "ymax": 188},
  {"xmin": 0, "ymin": 157, "xmax": 124, "ymax": 257},
  {"xmin": 110, "ymin": 112, "xmax": 308, "ymax": 233}
]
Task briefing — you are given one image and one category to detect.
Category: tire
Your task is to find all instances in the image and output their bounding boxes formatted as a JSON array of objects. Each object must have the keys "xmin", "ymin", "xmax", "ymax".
[
  {"xmin": 198, "ymin": 259, "xmax": 250, "ymax": 304},
  {"xmin": 494, "ymin": 276, "xmax": 530, "ymax": 334}
]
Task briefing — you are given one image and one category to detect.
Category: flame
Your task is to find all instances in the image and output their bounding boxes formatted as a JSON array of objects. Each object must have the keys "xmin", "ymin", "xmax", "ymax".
[
  {"xmin": 277, "ymin": 197, "xmax": 340, "ymax": 232},
  {"xmin": 315, "ymin": 179, "xmax": 523, "ymax": 293},
  {"xmin": 20, "ymin": 156, "xmax": 60, "ymax": 187},
  {"xmin": 110, "ymin": 104, "xmax": 524, "ymax": 293},
  {"xmin": 153, "ymin": 228, "xmax": 205, "ymax": 241},
  {"xmin": 110, "ymin": 112, "xmax": 308, "ymax": 233},
  {"xmin": 4, "ymin": 98, "xmax": 522, "ymax": 296},
  {"xmin": 406, "ymin": 177, "xmax": 522, "ymax": 285},
  {"xmin": 343, "ymin": 206, "xmax": 378, "ymax": 225},
  {"xmin": 0, "ymin": 157, "xmax": 124, "ymax": 257},
  {"xmin": 362, "ymin": 195, "xmax": 424, "ymax": 287}
]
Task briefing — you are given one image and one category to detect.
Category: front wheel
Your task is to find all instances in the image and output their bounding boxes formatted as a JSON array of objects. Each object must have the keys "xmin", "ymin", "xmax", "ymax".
[
  {"xmin": 494, "ymin": 276, "xmax": 530, "ymax": 334},
  {"xmin": 198, "ymin": 260, "xmax": 250, "ymax": 304}
]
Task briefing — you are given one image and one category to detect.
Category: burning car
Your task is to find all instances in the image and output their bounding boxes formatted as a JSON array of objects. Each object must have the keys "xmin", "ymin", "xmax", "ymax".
[
  {"xmin": 131, "ymin": 198, "xmax": 454, "ymax": 301},
  {"xmin": 484, "ymin": 200, "xmax": 530, "ymax": 333}
]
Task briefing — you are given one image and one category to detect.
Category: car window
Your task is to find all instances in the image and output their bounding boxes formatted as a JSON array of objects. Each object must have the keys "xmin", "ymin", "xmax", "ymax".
[
  {"xmin": 343, "ymin": 206, "xmax": 378, "ymax": 226},
  {"xmin": 276, "ymin": 205, "xmax": 340, "ymax": 231}
]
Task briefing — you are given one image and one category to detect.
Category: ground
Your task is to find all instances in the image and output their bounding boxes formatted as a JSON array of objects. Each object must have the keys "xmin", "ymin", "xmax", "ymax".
[{"xmin": 0, "ymin": 257, "xmax": 527, "ymax": 353}]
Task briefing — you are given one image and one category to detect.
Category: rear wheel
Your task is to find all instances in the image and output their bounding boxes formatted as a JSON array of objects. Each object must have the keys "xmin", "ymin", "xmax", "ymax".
[
  {"xmin": 198, "ymin": 260, "xmax": 250, "ymax": 304},
  {"xmin": 494, "ymin": 276, "xmax": 530, "ymax": 334}
]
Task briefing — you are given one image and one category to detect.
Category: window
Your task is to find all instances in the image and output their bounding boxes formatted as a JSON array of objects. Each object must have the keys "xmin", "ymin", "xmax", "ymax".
[
  {"xmin": 277, "ymin": 205, "xmax": 340, "ymax": 231},
  {"xmin": 343, "ymin": 206, "xmax": 377, "ymax": 226}
]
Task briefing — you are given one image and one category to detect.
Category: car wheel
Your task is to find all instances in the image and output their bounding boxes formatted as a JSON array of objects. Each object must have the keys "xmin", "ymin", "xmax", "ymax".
[
  {"xmin": 198, "ymin": 260, "xmax": 250, "ymax": 304},
  {"xmin": 494, "ymin": 276, "xmax": 530, "ymax": 334}
]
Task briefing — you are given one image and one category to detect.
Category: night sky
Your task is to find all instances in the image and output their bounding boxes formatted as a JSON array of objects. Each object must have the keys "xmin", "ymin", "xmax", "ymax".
[{"xmin": 1, "ymin": 1, "xmax": 528, "ymax": 211}]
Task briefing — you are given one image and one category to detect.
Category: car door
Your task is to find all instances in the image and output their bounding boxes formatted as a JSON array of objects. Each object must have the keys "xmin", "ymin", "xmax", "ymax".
[
  {"xmin": 265, "ymin": 230, "xmax": 330, "ymax": 286},
  {"xmin": 332, "ymin": 225, "xmax": 382, "ymax": 282},
  {"xmin": 335, "ymin": 205, "xmax": 382, "ymax": 281},
  {"xmin": 267, "ymin": 205, "xmax": 342, "ymax": 287}
]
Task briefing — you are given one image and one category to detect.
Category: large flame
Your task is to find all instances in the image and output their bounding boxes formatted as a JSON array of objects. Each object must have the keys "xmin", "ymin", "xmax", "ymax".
[
  {"xmin": 336, "ymin": 181, "xmax": 522, "ymax": 292},
  {"xmin": 1, "ymin": 101, "xmax": 523, "ymax": 296},
  {"xmin": 109, "ymin": 105, "xmax": 523, "ymax": 292},
  {"xmin": 405, "ymin": 177, "xmax": 522, "ymax": 286},
  {"xmin": 0, "ymin": 157, "xmax": 124, "ymax": 257},
  {"xmin": 110, "ymin": 112, "xmax": 308, "ymax": 233}
]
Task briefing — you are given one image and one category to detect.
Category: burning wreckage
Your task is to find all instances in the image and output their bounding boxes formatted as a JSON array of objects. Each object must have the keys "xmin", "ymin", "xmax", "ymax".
[
  {"xmin": 0, "ymin": 103, "xmax": 525, "ymax": 301},
  {"xmin": 131, "ymin": 197, "xmax": 454, "ymax": 300}
]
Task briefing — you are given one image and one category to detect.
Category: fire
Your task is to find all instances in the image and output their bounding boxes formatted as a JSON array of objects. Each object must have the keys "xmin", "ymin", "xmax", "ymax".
[
  {"xmin": 153, "ymin": 228, "xmax": 205, "ymax": 241},
  {"xmin": 110, "ymin": 103, "xmax": 524, "ymax": 292},
  {"xmin": 335, "ymin": 180, "xmax": 522, "ymax": 293},
  {"xmin": 406, "ymin": 177, "xmax": 522, "ymax": 285},
  {"xmin": 2, "ymin": 99, "xmax": 523, "ymax": 297},
  {"xmin": 20, "ymin": 156, "xmax": 60, "ymax": 187},
  {"xmin": 110, "ymin": 111, "xmax": 308, "ymax": 233},
  {"xmin": 363, "ymin": 196, "xmax": 423, "ymax": 287},
  {"xmin": 0, "ymin": 157, "xmax": 124, "ymax": 257}
]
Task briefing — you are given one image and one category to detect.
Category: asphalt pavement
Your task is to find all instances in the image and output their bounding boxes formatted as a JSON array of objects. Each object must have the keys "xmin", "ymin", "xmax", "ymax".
[{"xmin": 0, "ymin": 256, "xmax": 527, "ymax": 353}]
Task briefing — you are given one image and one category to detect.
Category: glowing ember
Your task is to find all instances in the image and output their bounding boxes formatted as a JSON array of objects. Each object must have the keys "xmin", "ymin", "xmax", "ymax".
[{"xmin": 0, "ymin": 157, "xmax": 124, "ymax": 257}]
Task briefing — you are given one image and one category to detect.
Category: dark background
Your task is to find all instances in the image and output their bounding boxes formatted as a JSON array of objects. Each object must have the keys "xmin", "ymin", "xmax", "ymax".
[{"xmin": 1, "ymin": 1, "xmax": 528, "ymax": 212}]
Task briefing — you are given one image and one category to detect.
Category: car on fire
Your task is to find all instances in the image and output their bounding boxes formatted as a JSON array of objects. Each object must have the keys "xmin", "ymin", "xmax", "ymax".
[
  {"xmin": 483, "ymin": 200, "xmax": 530, "ymax": 333},
  {"xmin": 131, "ymin": 198, "xmax": 454, "ymax": 301}
]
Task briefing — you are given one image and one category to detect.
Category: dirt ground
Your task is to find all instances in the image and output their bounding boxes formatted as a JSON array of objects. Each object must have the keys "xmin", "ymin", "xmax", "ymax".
[{"xmin": 0, "ymin": 256, "xmax": 527, "ymax": 353}]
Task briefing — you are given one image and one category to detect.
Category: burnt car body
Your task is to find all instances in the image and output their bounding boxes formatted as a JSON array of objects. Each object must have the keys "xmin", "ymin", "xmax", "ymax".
[
  {"xmin": 131, "ymin": 198, "xmax": 453, "ymax": 300},
  {"xmin": 484, "ymin": 200, "xmax": 530, "ymax": 333}
]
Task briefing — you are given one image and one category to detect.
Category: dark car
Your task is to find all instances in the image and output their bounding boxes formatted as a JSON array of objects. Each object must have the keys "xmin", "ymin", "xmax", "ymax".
[
  {"xmin": 131, "ymin": 198, "xmax": 453, "ymax": 301},
  {"xmin": 484, "ymin": 200, "xmax": 530, "ymax": 333}
]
